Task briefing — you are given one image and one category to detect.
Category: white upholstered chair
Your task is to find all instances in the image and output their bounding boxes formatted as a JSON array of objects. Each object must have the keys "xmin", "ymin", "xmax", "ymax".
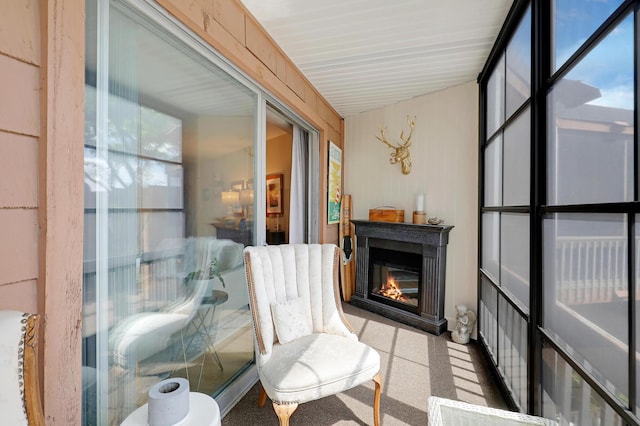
[
  {"xmin": 243, "ymin": 244, "xmax": 382, "ymax": 426},
  {"xmin": 0, "ymin": 311, "xmax": 45, "ymax": 426}
]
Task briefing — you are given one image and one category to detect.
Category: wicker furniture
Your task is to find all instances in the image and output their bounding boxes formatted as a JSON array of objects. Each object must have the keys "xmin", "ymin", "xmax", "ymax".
[{"xmin": 428, "ymin": 397, "xmax": 558, "ymax": 426}]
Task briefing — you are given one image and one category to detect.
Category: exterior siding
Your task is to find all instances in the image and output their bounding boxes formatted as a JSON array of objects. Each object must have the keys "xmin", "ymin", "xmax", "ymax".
[
  {"xmin": 0, "ymin": 55, "xmax": 40, "ymax": 136},
  {"xmin": 0, "ymin": 209, "xmax": 39, "ymax": 285},
  {"xmin": 0, "ymin": 132, "xmax": 39, "ymax": 207},
  {"xmin": 0, "ymin": 4, "xmax": 41, "ymax": 300},
  {"xmin": 0, "ymin": 0, "xmax": 41, "ymax": 66}
]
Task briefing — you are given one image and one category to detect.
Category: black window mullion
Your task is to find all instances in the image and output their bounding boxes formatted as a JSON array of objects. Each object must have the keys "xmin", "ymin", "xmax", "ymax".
[
  {"xmin": 530, "ymin": 0, "xmax": 547, "ymax": 416},
  {"xmin": 628, "ymin": 213, "xmax": 636, "ymax": 414},
  {"xmin": 477, "ymin": 76, "xmax": 487, "ymax": 360},
  {"xmin": 630, "ymin": 2, "xmax": 640, "ymax": 415}
]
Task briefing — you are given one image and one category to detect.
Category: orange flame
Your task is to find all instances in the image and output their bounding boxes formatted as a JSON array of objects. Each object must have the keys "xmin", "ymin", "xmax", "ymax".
[{"xmin": 378, "ymin": 276, "xmax": 407, "ymax": 302}]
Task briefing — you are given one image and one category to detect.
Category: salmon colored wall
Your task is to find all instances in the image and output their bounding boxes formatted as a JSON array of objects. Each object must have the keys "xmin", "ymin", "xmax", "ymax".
[
  {"xmin": 1, "ymin": 0, "xmax": 85, "ymax": 424},
  {"xmin": 0, "ymin": 1, "xmax": 40, "ymax": 314},
  {"xmin": 39, "ymin": 1, "xmax": 85, "ymax": 423},
  {"xmin": 157, "ymin": 0, "xmax": 343, "ymax": 244}
]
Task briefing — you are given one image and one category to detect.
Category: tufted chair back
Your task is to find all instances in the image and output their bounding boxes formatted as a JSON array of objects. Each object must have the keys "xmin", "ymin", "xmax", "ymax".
[
  {"xmin": 244, "ymin": 244, "xmax": 353, "ymax": 356},
  {"xmin": 243, "ymin": 244, "xmax": 382, "ymax": 426}
]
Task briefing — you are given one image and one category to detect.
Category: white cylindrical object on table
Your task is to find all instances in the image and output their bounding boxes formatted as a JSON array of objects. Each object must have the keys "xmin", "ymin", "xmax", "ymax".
[
  {"xmin": 147, "ymin": 378, "xmax": 190, "ymax": 426},
  {"xmin": 416, "ymin": 193, "xmax": 424, "ymax": 212}
]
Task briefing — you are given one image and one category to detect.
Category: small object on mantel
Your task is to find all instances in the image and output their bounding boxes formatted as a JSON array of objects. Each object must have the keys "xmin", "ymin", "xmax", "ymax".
[
  {"xmin": 415, "ymin": 193, "xmax": 424, "ymax": 212},
  {"xmin": 428, "ymin": 217, "xmax": 445, "ymax": 225},
  {"xmin": 413, "ymin": 211, "xmax": 427, "ymax": 224},
  {"xmin": 369, "ymin": 207, "xmax": 405, "ymax": 223}
]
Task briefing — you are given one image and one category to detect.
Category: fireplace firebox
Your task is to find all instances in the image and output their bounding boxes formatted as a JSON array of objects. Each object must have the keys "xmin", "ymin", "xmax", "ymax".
[
  {"xmin": 351, "ymin": 220, "xmax": 453, "ymax": 335},
  {"xmin": 369, "ymin": 247, "xmax": 421, "ymax": 313}
]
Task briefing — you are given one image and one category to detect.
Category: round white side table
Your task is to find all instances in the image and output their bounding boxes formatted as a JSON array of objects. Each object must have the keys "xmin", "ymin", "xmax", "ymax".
[{"xmin": 121, "ymin": 392, "xmax": 221, "ymax": 426}]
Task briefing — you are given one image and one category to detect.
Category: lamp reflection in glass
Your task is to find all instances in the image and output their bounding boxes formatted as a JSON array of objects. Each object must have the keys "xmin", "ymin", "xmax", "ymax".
[
  {"xmin": 221, "ymin": 190, "xmax": 240, "ymax": 216},
  {"xmin": 240, "ymin": 188, "xmax": 254, "ymax": 205},
  {"xmin": 240, "ymin": 188, "xmax": 254, "ymax": 218}
]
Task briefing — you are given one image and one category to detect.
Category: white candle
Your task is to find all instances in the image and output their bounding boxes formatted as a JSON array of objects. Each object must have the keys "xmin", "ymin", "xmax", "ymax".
[{"xmin": 416, "ymin": 193, "xmax": 424, "ymax": 212}]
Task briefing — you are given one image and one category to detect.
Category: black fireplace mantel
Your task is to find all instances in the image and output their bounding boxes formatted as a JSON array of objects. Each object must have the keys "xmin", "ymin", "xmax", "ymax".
[{"xmin": 350, "ymin": 220, "xmax": 454, "ymax": 335}]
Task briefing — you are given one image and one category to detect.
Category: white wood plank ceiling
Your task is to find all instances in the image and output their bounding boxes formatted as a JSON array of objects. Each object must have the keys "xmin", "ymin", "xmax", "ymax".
[{"xmin": 240, "ymin": 0, "xmax": 514, "ymax": 117}]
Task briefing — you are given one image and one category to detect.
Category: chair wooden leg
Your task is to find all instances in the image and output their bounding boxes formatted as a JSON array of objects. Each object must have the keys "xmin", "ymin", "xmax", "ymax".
[
  {"xmin": 258, "ymin": 385, "xmax": 268, "ymax": 408},
  {"xmin": 273, "ymin": 402, "xmax": 298, "ymax": 426},
  {"xmin": 373, "ymin": 372, "xmax": 382, "ymax": 426}
]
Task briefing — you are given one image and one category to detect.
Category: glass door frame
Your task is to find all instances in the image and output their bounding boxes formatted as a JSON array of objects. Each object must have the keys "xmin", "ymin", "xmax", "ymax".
[{"xmin": 92, "ymin": 0, "xmax": 321, "ymax": 419}]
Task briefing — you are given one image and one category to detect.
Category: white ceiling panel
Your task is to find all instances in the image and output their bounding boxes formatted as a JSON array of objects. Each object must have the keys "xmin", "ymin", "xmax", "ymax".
[{"xmin": 240, "ymin": 0, "xmax": 513, "ymax": 117}]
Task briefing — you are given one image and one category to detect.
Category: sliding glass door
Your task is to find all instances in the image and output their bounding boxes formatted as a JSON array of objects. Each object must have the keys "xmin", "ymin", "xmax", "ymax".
[{"xmin": 83, "ymin": 1, "xmax": 262, "ymax": 423}]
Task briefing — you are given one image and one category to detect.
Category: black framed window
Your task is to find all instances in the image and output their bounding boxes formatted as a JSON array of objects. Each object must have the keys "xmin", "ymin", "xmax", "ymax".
[
  {"xmin": 479, "ymin": 2, "xmax": 532, "ymax": 413},
  {"xmin": 479, "ymin": 1, "xmax": 639, "ymax": 424}
]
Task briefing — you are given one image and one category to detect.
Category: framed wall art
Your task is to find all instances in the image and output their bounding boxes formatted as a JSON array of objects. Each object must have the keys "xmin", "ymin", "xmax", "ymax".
[
  {"xmin": 266, "ymin": 173, "xmax": 284, "ymax": 216},
  {"xmin": 328, "ymin": 141, "xmax": 342, "ymax": 224}
]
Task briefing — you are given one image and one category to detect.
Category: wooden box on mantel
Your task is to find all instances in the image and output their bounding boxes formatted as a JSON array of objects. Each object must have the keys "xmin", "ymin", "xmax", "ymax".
[{"xmin": 368, "ymin": 208, "xmax": 405, "ymax": 223}]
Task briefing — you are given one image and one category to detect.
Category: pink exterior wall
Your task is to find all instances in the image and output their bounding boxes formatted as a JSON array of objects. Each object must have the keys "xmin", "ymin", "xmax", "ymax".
[
  {"xmin": 39, "ymin": 1, "xmax": 85, "ymax": 423},
  {"xmin": 0, "ymin": 2, "xmax": 41, "ymax": 314},
  {"xmin": 0, "ymin": 1, "xmax": 84, "ymax": 423}
]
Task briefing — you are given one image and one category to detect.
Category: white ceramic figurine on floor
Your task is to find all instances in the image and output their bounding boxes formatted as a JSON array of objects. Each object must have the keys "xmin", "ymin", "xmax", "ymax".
[{"xmin": 451, "ymin": 304, "xmax": 476, "ymax": 345}]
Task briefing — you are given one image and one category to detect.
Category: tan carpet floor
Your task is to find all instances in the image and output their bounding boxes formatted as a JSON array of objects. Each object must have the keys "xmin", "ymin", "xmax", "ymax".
[{"xmin": 221, "ymin": 302, "xmax": 508, "ymax": 425}]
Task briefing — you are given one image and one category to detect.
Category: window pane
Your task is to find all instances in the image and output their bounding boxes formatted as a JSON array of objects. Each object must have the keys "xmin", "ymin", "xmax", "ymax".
[
  {"xmin": 547, "ymin": 14, "xmax": 634, "ymax": 206},
  {"xmin": 506, "ymin": 5, "xmax": 531, "ymax": 118},
  {"xmin": 140, "ymin": 212, "xmax": 184, "ymax": 254},
  {"xmin": 84, "ymin": 85, "xmax": 97, "ymax": 148},
  {"xmin": 484, "ymin": 135, "xmax": 502, "ymax": 207},
  {"xmin": 84, "ymin": 149, "xmax": 139, "ymax": 209},
  {"xmin": 503, "ymin": 107, "xmax": 530, "ymax": 206},
  {"xmin": 140, "ymin": 160, "xmax": 183, "ymax": 209},
  {"xmin": 480, "ymin": 276, "xmax": 498, "ymax": 362},
  {"xmin": 486, "ymin": 54, "xmax": 505, "ymax": 138},
  {"xmin": 501, "ymin": 213, "xmax": 530, "ymax": 308},
  {"xmin": 482, "ymin": 213, "xmax": 500, "ymax": 280},
  {"xmin": 140, "ymin": 106, "xmax": 182, "ymax": 162},
  {"xmin": 552, "ymin": 0, "xmax": 624, "ymax": 72},
  {"xmin": 84, "ymin": 5, "xmax": 257, "ymax": 423},
  {"xmin": 542, "ymin": 342, "xmax": 624, "ymax": 426},
  {"xmin": 498, "ymin": 296, "xmax": 528, "ymax": 411},
  {"xmin": 105, "ymin": 87, "xmax": 140, "ymax": 155},
  {"xmin": 543, "ymin": 214, "xmax": 628, "ymax": 403}
]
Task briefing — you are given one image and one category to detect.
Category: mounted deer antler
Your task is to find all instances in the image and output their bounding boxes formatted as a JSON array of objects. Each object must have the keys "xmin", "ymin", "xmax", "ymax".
[{"xmin": 375, "ymin": 116, "xmax": 415, "ymax": 175}]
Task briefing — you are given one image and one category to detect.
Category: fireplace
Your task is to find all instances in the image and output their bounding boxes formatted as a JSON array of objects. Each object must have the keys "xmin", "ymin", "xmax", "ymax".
[
  {"xmin": 351, "ymin": 220, "xmax": 453, "ymax": 335},
  {"xmin": 369, "ymin": 247, "xmax": 421, "ymax": 313}
]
